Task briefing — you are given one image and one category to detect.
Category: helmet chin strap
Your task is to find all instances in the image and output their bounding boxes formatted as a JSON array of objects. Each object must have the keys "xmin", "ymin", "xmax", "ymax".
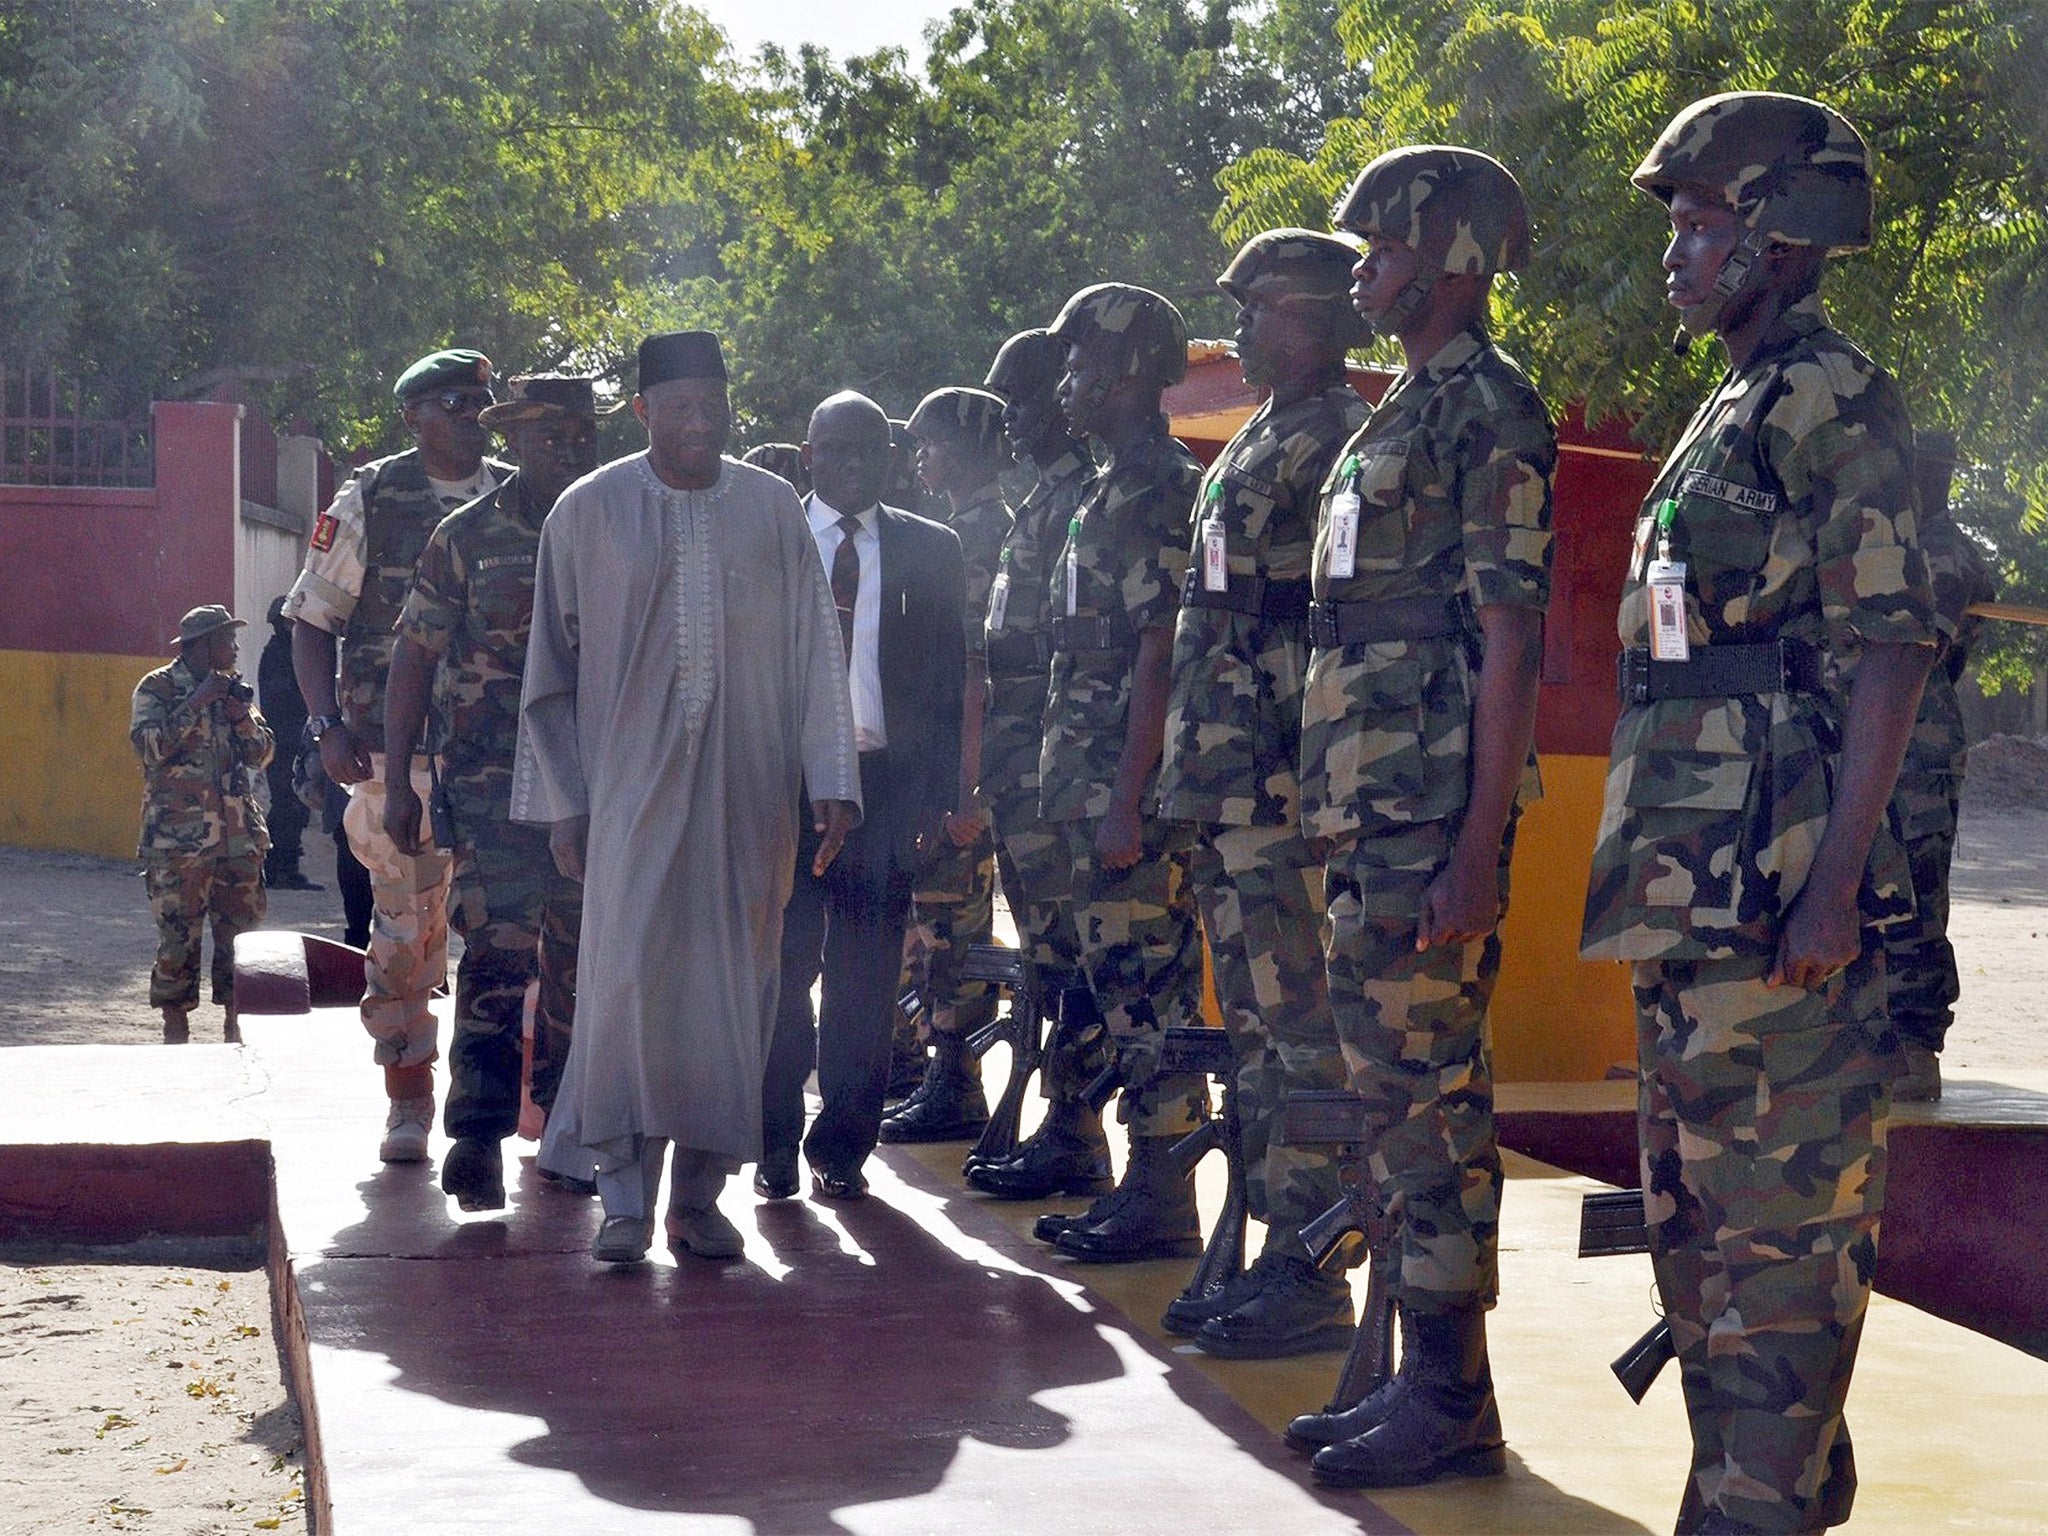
[
  {"xmin": 1671, "ymin": 227, "xmax": 1771, "ymax": 356},
  {"xmin": 1377, "ymin": 270, "xmax": 1435, "ymax": 336}
]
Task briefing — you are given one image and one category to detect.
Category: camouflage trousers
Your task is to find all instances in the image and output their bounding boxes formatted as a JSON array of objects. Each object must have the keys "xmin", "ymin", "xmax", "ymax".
[
  {"xmin": 342, "ymin": 757, "xmax": 452, "ymax": 1070},
  {"xmin": 989, "ymin": 787, "xmax": 1098, "ymax": 1097},
  {"xmin": 901, "ymin": 816, "xmax": 999, "ymax": 1041},
  {"xmin": 1885, "ymin": 807, "xmax": 1961, "ymax": 1052},
  {"xmin": 1323, "ymin": 815, "xmax": 1515, "ymax": 1313},
  {"xmin": 1189, "ymin": 823, "xmax": 1345, "ymax": 1238},
  {"xmin": 1635, "ymin": 948, "xmax": 1893, "ymax": 1536},
  {"xmin": 1059, "ymin": 814, "xmax": 1206, "ymax": 1137},
  {"xmin": 143, "ymin": 849, "xmax": 267, "ymax": 1010},
  {"xmin": 444, "ymin": 809, "xmax": 582, "ymax": 1143}
]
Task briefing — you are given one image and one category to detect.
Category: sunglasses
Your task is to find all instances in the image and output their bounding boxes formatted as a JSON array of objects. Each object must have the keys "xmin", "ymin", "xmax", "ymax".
[{"xmin": 432, "ymin": 388, "xmax": 496, "ymax": 415}]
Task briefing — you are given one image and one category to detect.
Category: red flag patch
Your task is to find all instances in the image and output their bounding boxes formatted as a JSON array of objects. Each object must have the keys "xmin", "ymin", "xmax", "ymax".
[{"xmin": 311, "ymin": 512, "xmax": 339, "ymax": 552}]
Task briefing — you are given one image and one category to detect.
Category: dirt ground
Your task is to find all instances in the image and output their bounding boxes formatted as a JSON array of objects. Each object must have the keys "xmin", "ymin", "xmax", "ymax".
[{"xmin": 1, "ymin": 766, "xmax": 2043, "ymax": 1533}]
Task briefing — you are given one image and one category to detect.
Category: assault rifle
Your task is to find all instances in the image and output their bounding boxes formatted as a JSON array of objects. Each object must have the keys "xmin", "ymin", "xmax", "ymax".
[
  {"xmin": 1278, "ymin": 1089, "xmax": 1398, "ymax": 1412},
  {"xmin": 1578, "ymin": 1187, "xmax": 1676, "ymax": 1403},
  {"xmin": 961, "ymin": 942, "xmax": 1041, "ymax": 1169},
  {"xmin": 1159, "ymin": 1026, "xmax": 1249, "ymax": 1314}
]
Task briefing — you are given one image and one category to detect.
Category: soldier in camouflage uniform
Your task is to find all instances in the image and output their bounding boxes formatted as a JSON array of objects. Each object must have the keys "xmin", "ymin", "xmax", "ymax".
[
  {"xmin": 963, "ymin": 328, "xmax": 1115, "ymax": 1201},
  {"xmin": 285, "ymin": 348, "xmax": 508, "ymax": 1163},
  {"xmin": 880, "ymin": 388, "xmax": 1016, "ymax": 1142},
  {"xmin": 1157, "ymin": 229, "xmax": 1369, "ymax": 1356},
  {"xmin": 131, "ymin": 605, "xmax": 273, "ymax": 1044},
  {"xmin": 1036, "ymin": 283, "xmax": 1211, "ymax": 1264},
  {"xmin": 1579, "ymin": 94, "xmax": 1937, "ymax": 1534},
  {"xmin": 741, "ymin": 441, "xmax": 810, "ymax": 497},
  {"xmin": 383, "ymin": 376, "xmax": 600, "ymax": 1210},
  {"xmin": 1887, "ymin": 471, "xmax": 1995, "ymax": 1102},
  {"xmin": 1286, "ymin": 149, "xmax": 1554, "ymax": 1490}
]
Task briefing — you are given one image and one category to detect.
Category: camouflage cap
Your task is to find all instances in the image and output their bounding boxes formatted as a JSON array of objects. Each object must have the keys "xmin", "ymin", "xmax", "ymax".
[
  {"xmin": 906, "ymin": 387, "xmax": 1009, "ymax": 458},
  {"xmin": 983, "ymin": 328, "xmax": 1066, "ymax": 401},
  {"xmin": 169, "ymin": 603, "xmax": 244, "ymax": 651},
  {"xmin": 742, "ymin": 441, "xmax": 809, "ymax": 493},
  {"xmin": 1632, "ymin": 91, "xmax": 1873, "ymax": 254},
  {"xmin": 1333, "ymin": 146, "xmax": 1531, "ymax": 275},
  {"xmin": 1216, "ymin": 227, "xmax": 1370, "ymax": 346},
  {"xmin": 1049, "ymin": 283, "xmax": 1188, "ymax": 385},
  {"xmin": 476, "ymin": 373, "xmax": 608, "ymax": 429},
  {"xmin": 393, "ymin": 348, "xmax": 492, "ymax": 402}
]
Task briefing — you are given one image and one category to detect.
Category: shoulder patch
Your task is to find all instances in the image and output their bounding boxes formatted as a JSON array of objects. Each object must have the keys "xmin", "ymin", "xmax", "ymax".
[{"xmin": 310, "ymin": 511, "xmax": 339, "ymax": 552}]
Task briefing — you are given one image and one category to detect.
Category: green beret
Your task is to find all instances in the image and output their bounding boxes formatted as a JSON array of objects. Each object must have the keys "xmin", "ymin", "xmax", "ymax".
[{"xmin": 393, "ymin": 348, "xmax": 493, "ymax": 402}]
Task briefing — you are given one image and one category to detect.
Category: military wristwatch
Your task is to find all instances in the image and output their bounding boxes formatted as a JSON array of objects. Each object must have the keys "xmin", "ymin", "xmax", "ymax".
[{"xmin": 308, "ymin": 714, "xmax": 342, "ymax": 741}]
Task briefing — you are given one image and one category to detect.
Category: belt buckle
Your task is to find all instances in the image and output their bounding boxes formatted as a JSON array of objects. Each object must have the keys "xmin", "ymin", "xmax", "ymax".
[{"xmin": 1617, "ymin": 649, "xmax": 1650, "ymax": 707}]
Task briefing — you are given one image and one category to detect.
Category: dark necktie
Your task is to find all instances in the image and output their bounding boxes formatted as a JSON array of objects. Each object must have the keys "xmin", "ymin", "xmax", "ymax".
[{"xmin": 832, "ymin": 513, "xmax": 862, "ymax": 667}]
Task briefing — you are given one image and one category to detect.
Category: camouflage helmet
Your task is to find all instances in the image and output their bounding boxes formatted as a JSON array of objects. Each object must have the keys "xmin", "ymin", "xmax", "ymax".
[
  {"xmin": 906, "ymin": 387, "xmax": 1009, "ymax": 459},
  {"xmin": 1333, "ymin": 146, "xmax": 1532, "ymax": 276},
  {"xmin": 983, "ymin": 328, "xmax": 1066, "ymax": 401},
  {"xmin": 1216, "ymin": 228, "xmax": 1370, "ymax": 348},
  {"xmin": 1632, "ymin": 92, "xmax": 1873, "ymax": 255},
  {"xmin": 1049, "ymin": 283, "xmax": 1188, "ymax": 386}
]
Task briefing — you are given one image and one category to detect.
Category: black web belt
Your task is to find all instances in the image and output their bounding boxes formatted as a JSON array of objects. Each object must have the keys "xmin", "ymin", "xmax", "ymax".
[
  {"xmin": 1049, "ymin": 613, "xmax": 1140, "ymax": 654},
  {"xmin": 984, "ymin": 631, "xmax": 1051, "ymax": 675},
  {"xmin": 1178, "ymin": 568, "xmax": 1312, "ymax": 621},
  {"xmin": 1617, "ymin": 638, "xmax": 1825, "ymax": 706},
  {"xmin": 1307, "ymin": 596, "xmax": 1461, "ymax": 649}
]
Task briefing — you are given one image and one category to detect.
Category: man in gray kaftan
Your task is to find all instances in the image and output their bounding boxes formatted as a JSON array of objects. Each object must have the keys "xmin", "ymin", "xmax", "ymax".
[{"xmin": 513, "ymin": 330, "xmax": 860, "ymax": 1263}]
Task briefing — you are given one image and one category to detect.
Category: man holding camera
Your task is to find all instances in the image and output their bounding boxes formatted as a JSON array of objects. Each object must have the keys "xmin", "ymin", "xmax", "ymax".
[{"xmin": 130, "ymin": 604, "xmax": 274, "ymax": 1043}]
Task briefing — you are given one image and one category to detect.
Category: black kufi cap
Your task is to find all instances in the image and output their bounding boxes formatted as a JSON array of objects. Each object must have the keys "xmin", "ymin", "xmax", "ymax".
[{"xmin": 638, "ymin": 331, "xmax": 728, "ymax": 390}]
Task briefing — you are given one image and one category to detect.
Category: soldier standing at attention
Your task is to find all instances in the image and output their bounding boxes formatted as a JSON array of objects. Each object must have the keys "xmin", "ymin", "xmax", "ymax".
[
  {"xmin": 1288, "ymin": 148, "xmax": 1554, "ymax": 1489},
  {"xmin": 1036, "ymin": 284, "xmax": 1211, "ymax": 1264},
  {"xmin": 881, "ymin": 388, "xmax": 1016, "ymax": 1143},
  {"xmin": 285, "ymin": 349, "xmax": 506, "ymax": 1163},
  {"xmin": 381, "ymin": 376, "xmax": 600, "ymax": 1211},
  {"xmin": 963, "ymin": 329, "xmax": 1114, "ymax": 1202},
  {"xmin": 1156, "ymin": 230, "xmax": 1369, "ymax": 1357},
  {"xmin": 131, "ymin": 605, "xmax": 274, "ymax": 1043},
  {"xmin": 1580, "ymin": 94, "xmax": 1936, "ymax": 1534}
]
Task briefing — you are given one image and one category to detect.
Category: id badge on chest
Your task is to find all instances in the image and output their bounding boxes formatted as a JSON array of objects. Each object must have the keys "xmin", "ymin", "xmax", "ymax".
[
  {"xmin": 1647, "ymin": 559, "xmax": 1690, "ymax": 661},
  {"xmin": 987, "ymin": 571, "xmax": 1011, "ymax": 632},
  {"xmin": 1326, "ymin": 491, "xmax": 1360, "ymax": 580},
  {"xmin": 1201, "ymin": 511, "xmax": 1228, "ymax": 592}
]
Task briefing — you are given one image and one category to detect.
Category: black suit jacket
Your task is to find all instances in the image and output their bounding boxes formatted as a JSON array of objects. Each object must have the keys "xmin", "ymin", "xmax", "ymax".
[{"xmin": 816, "ymin": 499, "xmax": 967, "ymax": 876}]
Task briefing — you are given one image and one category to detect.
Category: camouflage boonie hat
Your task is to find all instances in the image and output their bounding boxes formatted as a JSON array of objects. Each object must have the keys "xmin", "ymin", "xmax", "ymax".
[
  {"xmin": 1217, "ymin": 228, "xmax": 1370, "ymax": 346},
  {"xmin": 1333, "ymin": 146, "xmax": 1532, "ymax": 275},
  {"xmin": 907, "ymin": 387, "xmax": 1009, "ymax": 458},
  {"xmin": 1050, "ymin": 283, "xmax": 1188, "ymax": 385},
  {"xmin": 393, "ymin": 348, "xmax": 492, "ymax": 402},
  {"xmin": 984, "ymin": 328, "xmax": 1066, "ymax": 400},
  {"xmin": 169, "ymin": 603, "xmax": 244, "ymax": 650},
  {"xmin": 1632, "ymin": 91, "xmax": 1873, "ymax": 254},
  {"xmin": 476, "ymin": 373, "xmax": 608, "ymax": 429}
]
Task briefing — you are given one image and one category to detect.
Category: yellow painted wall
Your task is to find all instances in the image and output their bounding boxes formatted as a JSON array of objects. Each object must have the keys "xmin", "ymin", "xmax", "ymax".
[
  {"xmin": 0, "ymin": 649, "xmax": 151, "ymax": 859},
  {"xmin": 1493, "ymin": 753, "xmax": 1637, "ymax": 1082}
]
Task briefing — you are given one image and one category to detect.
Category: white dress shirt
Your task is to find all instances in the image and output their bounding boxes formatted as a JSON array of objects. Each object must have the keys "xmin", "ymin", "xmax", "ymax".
[{"xmin": 807, "ymin": 494, "xmax": 886, "ymax": 752}]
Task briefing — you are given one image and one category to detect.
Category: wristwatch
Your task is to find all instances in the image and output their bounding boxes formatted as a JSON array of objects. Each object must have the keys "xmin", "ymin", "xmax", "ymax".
[{"xmin": 308, "ymin": 714, "xmax": 342, "ymax": 742}]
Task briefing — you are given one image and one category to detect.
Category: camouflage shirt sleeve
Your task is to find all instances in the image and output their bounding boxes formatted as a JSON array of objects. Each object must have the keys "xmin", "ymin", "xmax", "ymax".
[
  {"xmin": 1455, "ymin": 359, "xmax": 1555, "ymax": 612},
  {"xmin": 1119, "ymin": 440, "xmax": 1199, "ymax": 633},
  {"xmin": 397, "ymin": 515, "xmax": 466, "ymax": 659}
]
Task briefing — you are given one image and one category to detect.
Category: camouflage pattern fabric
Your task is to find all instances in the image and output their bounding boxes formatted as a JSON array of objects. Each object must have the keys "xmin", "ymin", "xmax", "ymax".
[
  {"xmin": 1049, "ymin": 283, "xmax": 1187, "ymax": 385},
  {"xmin": 398, "ymin": 469, "xmax": 582, "ymax": 1130},
  {"xmin": 343, "ymin": 760, "xmax": 452, "ymax": 1068},
  {"xmin": 131, "ymin": 655, "xmax": 274, "ymax": 859},
  {"xmin": 1161, "ymin": 385, "xmax": 1368, "ymax": 826},
  {"xmin": 143, "ymin": 851, "xmax": 266, "ymax": 1010},
  {"xmin": 1581, "ymin": 296, "xmax": 1937, "ymax": 962},
  {"xmin": 948, "ymin": 479, "xmax": 1012, "ymax": 665},
  {"xmin": 1884, "ymin": 503, "xmax": 1994, "ymax": 1050},
  {"xmin": 1635, "ymin": 948, "xmax": 1892, "ymax": 1534},
  {"xmin": 1190, "ymin": 826, "xmax": 1344, "ymax": 1235},
  {"xmin": 1060, "ymin": 814, "xmax": 1206, "ymax": 1137},
  {"xmin": 981, "ymin": 444, "xmax": 1093, "ymax": 807},
  {"xmin": 905, "ymin": 828, "xmax": 999, "ymax": 1041},
  {"xmin": 1039, "ymin": 429, "xmax": 1201, "ymax": 823},
  {"xmin": 1631, "ymin": 92, "xmax": 1874, "ymax": 254},
  {"xmin": 1300, "ymin": 324, "xmax": 1554, "ymax": 841},
  {"xmin": 986, "ymin": 801, "xmax": 1099, "ymax": 1096},
  {"xmin": 1216, "ymin": 228, "xmax": 1367, "ymax": 317},
  {"xmin": 1325, "ymin": 815, "xmax": 1515, "ymax": 1312},
  {"xmin": 534, "ymin": 867, "xmax": 579, "ymax": 1112},
  {"xmin": 1333, "ymin": 146, "xmax": 1531, "ymax": 275}
]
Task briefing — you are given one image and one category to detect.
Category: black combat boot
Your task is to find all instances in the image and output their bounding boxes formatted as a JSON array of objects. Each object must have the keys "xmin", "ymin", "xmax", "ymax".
[
  {"xmin": 1053, "ymin": 1132, "xmax": 1202, "ymax": 1263},
  {"xmin": 879, "ymin": 1031, "xmax": 989, "ymax": 1142},
  {"xmin": 1195, "ymin": 1251, "xmax": 1355, "ymax": 1358},
  {"xmin": 1162, "ymin": 1248, "xmax": 1277, "ymax": 1335},
  {"xmin": 967, "ymin": 1096, "xmax": 1112, "ymax": 1199},
  {"xmin": 1309, "ymin": 1305, "xmax": 1505, "ymax": 1487},
  {"xmin": 1284, "ymin": 1307, "xmax": 1417, "ymax": 1453}
]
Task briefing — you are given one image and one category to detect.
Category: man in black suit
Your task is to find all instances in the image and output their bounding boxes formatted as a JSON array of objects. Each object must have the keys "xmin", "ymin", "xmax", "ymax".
[{"xmin": 762, "ymin": 390, "xmax": 967, "ymax": 1200}]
